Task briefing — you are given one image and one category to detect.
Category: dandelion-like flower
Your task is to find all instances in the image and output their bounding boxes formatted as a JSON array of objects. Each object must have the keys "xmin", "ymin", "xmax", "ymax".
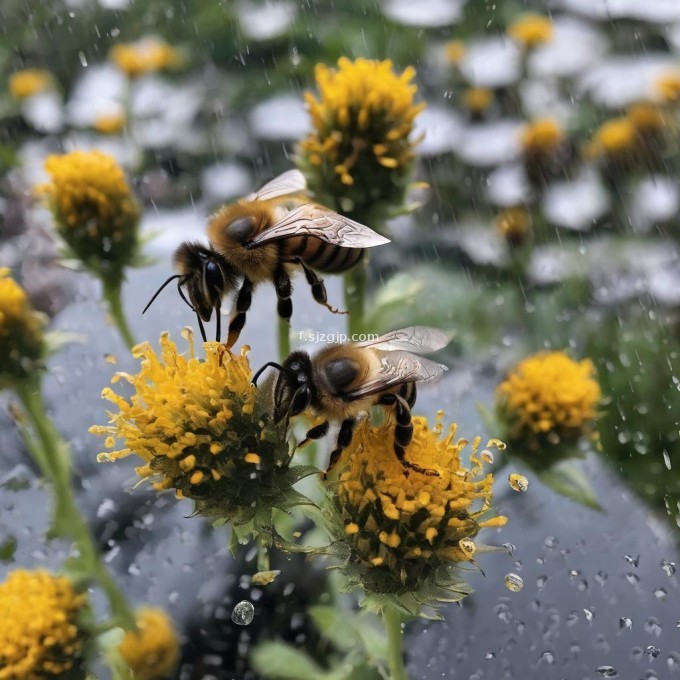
[
  {"xmin": 496, "ymin": 206, "xmax": 531, "ymax": 247},
  {"xmin": 36, "ymin": 150, "xmax": 141, "ymax": 285},
  {"xmin": 585, "ymin": 117, "xmax": 638, "ymax": 160},
  {"xmin": 520, "ymin": 118, "xmax": 565, "ymax": 156},
  {"xmin": 8, "ymin": 68, "xmax": 52, "ymax": 99},
  {"xmin": 93, "ymin": 112, "xmax": 126, "ymax": 135},
  {"xmin": 331, "ymin": 415, "xmax": 507, "ymax": 607},
  {"xmin": 0, "ymin": 569, "xmax": 88, "ymax": 679},
  {"xmin": 0, "ymin": 269, "xmax": 45, "ymax": 384},
  {"xmin": 298, "ymin": 57, "xmax": 425, "ymax": 222},
  {"xmin": 655, "ymin": 71, "xmax": 680, "ymax": 104},
  {"xmin": 462, "ymin": 87, "xmax": 493, "ymax": 115},
  {"xmin": 507, "ymin": 14, "xmax": 554, "ymax": 49},
  {"xmin": 118, "ymin": 608, "xmax": 179, "ymax": 679},
  {"xmin": 496, "ymin": 351, "xmax": 601, "ymax": 451},
  {"xmin": 91, "ymin": 331, "xmax": 310, "ymax": 532},
  {"xmin": 110, "ymin": 37, "xmax": 182, "ymax": 78},
  {"xmin": 444, "ymin": 40, "xmax": 466, "ymax": 67},
  {"xmin": 627, "ymin": 102, "xmax": 665, "ymax": 137}
]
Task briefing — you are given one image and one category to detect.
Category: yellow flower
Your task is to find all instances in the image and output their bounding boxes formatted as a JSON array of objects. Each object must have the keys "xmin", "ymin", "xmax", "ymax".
[
  {"xmin": 462, "ymin": 87, "xmax": 493, "ymax": 114},
  {"xmin": 444, "ymin": 40, "xmax": 466, "ymax": 66},
  {"xmin": 0, "ymin": 569, "xmax": 88, "ymax": 679},
  {"xmin": 627, "ymin": 102, "xmax": 665, "ymax": 135},
  {"xmin": 520, "ymin": 118, "xmax": 565, "ymax": 155},
  {"xmin": 298, "ymin": 57, "xmax": 425, "ymax": 220},
  {"xmin": 8, "ymin": 68, "xmax": 52, "ymax": 99},
  {"xmin": 584, "ymin": 117, "xmax": 638, "ymax": 159},
  {"xmin": 496, "ymin": 206, "xmax": 531, "ymax": 246},
  {"xmin": 496, "ymin": 351, "xmax": 601, "ymax": 448},
  {"xmin": 110, "ymin": 37, "xmax": 182, "ymax": 78},
  {"xmin": 507, "ymin": 14, "xmax": 554, "ymax": 49},
  {"xmin": 36, "ymin": 150, "xmax": 140, "ymax": 283},
  {"xmin": 91, "ymin": 331, "xmax": 295, "ymax": 523},
  {"xmin": 655, "ymin": 71, "xmax": 680, "ymax": 104},
  {"xmin": 0, "ymin": 269, "xmax": 44, "ymax": 383},
  {"xmin": 336, "ymin": 415, "xmax": 507, "ymax": 596},
  {"xmin": 118, "ymin": 608, "xmax": 179, "ymax": 679},
  {"xmin": 93, "ymin": 112, "xmax": 126, "ymax": 135}
]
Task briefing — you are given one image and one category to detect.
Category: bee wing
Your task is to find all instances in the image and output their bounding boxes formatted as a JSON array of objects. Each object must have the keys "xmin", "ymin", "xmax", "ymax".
[
  {"xmin": 355, "ymin": 326, "xmax": 453, "ymax": 354},
  {"xmin": 245, "ymin": 203, "xmax": 391, "ymax": 249},
  {"xmin": 246, "ymin": 170, "xmax": 308, "ymax": 202},
  {"xmin": 346, "ymin": 351, "xmax": 448, "ymax": 399}
]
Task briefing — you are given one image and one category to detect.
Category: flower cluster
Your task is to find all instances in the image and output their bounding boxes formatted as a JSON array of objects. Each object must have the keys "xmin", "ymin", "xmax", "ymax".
[
  {"xmin": 507, "ymin": 14, "xmax": 554, "ymax": 50},
  {"xmin": 91, "ymin": 332, "xmax": 302, "ymax": 527},
  {"xmin": 298, "ymin": 57, "xmax": 425, "ymax": 221},
  {"xmin": 118, "ymin": 608, "xmax": 180, "ymax": 679},
  {"xmin": 0, "ymin": 269, "xmax": 45, "ymax": 383},
  {"xmin": 496, "ymin": 351, "xmax": 601, "ymax": 451},
  {"xmin": 496, "ymin": 206, "xmax": 531, "ymax": 247},
  {"xmin": 334, "ymin": 415, "xmax": 507, "ymax": 598},
  {"xmin": 36, "ymin": 150, "xmax": 141, "ymax": 284},
  {"xmin": 8, "ymin": 68, "xmax": 52, "ymax": 99},
  {"xmin": 110, "ymin": 37, "xmax": 182, "ymax": 78},
  {"xmin": 0, "ymin": 569, "xmax": 88, "ymax": 679},
  {"xmin": 655, "ymin": 71, "xmax": 680, "ymax": 104}
]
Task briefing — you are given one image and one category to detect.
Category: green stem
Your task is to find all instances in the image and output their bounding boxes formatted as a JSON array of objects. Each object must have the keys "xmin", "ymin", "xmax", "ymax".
[
  {"xmin": 15, "ymin": 380, "xmax": 136, "ymax": 630},
  {"xmin": 343, "ymin": 262, "xmax": 367, "ymax": 338},
  {"xmin": 257, "ymin": 537, "xmax": 270, "ymax": 572},
  {"xmin": 278, "ymin": 316, "xmax": 291, "ymax": 361},
  {"xmin": 102, "ymin": 280, "xmax": 136, "ymax": 349},
  {"xmin": 383, "ymin": 606, "xmax": 408, "ymax": 680}
]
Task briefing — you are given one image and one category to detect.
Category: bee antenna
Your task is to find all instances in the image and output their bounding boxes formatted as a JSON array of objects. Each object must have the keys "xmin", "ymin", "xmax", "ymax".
[
  {"xmin": 252, "ymin": 362, "xmax": 285, "ymax": 386},
  {"xmin": 142, "ymin": 274, "xmax": 183, "ymax": 315}
]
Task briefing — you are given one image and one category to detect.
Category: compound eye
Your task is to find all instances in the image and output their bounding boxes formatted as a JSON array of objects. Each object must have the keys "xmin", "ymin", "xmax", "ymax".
[
  {"xmin": 227, "ymin": 217, "xmax": 255, "ymax": 243},
  {"xmin": 205, "ymin": 260, "xmax": 225, "ymax": 288},
  {"xmin": 324, "ymin": 358, "xmax": 359, "ymax": 390}
]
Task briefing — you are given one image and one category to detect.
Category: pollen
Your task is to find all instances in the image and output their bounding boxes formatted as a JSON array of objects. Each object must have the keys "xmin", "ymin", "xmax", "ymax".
[{"xmin": 244, "ymin": 452, "xmax": 261, "ymax": 464}]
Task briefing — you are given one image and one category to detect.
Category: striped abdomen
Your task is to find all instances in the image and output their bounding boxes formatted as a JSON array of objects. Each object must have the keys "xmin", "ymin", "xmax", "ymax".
[{"xmin": 282, "ymin": 236, "xmax": 364, "ymax": 274}]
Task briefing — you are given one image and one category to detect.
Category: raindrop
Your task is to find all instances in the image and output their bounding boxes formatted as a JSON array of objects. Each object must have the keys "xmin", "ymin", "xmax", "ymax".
[
  {"xmin": 504, "ymin": 573, "xmax": 524, "ymax": 592},
  {"xmin": 645, "ymin": 645, "xmax": 661, "ymax": 660},
  {"xmin": 502, "ymin": 542, "xmax": 516, "ymax": 556},
  {"xmin": 583, "ymin": 608, "xmax": 594, "ymax": 623},
  {"xmin": 544, "ymin": 536, "xmax": 558, "ymax": 549},
  {"xmin": 654, "ymin": 588, "xmax": 667, "ymax": 600},
  {"xmin": 663, "ymin": 450, "xmax": 671, "ymax": 470},
  {"xmin": 481, "ymin": 449, "xmax": 494, "ymax": 464},
  {"xmin": 624, "ymin": 554, "xmax": 640, "ymax": 567},
  {"xmin": 508, "ymin": 473, "xmax": 529, "ymax": 492},
  {"xmin": 596, "ymin": 667, "xmax": 618, "ymax": 678},
  {"xmin": 485, "ymin": 652, "xmax": 495, "ymax": 660},
  {"xmin": 645, "ymin": 618, "xmax": 662, "ymax": 637},
  {"xmin": 661, "ymin": 560, "xmax": 676, "ymax": 577},
  {"xmin": 78, "ymin": 51, "xmax": 88, "ymax": 67},
  {"xmin": 231, "ymin": 600, "xmax": 255, "ymax": 626},
  {"xmin": 619, "ymin": 617, "xmax": 633, "ymax": 631},
  {"xmin": 541, "ymin": 651, "xmax": 555, "ymax": 665},
  {"xmin": 536, "ymin": 575, "xmax": 548, "ymax": 590},
  {"xmin": 624, "ymin": 572, "xmax": 640, "ymax": 585},
  {"xmin": 667, "ymin": 652, "xmax": 680, "ymax": 670}
]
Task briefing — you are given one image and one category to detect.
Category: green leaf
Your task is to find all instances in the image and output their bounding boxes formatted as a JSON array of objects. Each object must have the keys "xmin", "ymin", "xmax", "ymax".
[
  {"xmin": 537, "ymin": 460, "xmax": 603, "ymax": 511},
  {"xmin": 251, "ymin": 641, "xmax": 328, "ymax": 680},
  {"xmin": 0, "ymin": 535, "xmax": 17, "ymax": 562},
  {"xmin": 309, "ymin": 605, "xmax": 358, "ymax": 652}
]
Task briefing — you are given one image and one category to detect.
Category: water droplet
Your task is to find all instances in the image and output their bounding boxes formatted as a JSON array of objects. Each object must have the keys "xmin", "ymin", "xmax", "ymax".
[
  {"xmin": 663, "ymin": 450, "xmax": 671, "ymax": 470},
  {"xmin": 231, "ymin": 600, "xmax": 255, "ymax": 625},
  {"xmin": 508, "ymin": 473, "xmax": 529, "ymax": 492},
  {"xmin": 544, "ymin": 536, "xmax": 558, "ymax": 549},
  {"xmin": 481, "ymin": 449, "xmax": 494, "ymax": 464},
  {"xmin": 583, "ymin": 608, "xmax": 594, "ymax": 623},
  {"xmin": 596, "ymin": 666, "xmax": 618, "ymax": 678},
  {"xmin": 645, "ymin": 617, "xmax": 662, "ymax": 637},
  {"xmin": 540, "ymin": 651, "xmax": 555, "ymax": 665},
  {"xmin": 504, "ymin": 573, "xmax": 524, "ymax": 592},
  {"xmin": 624, "ymin": 554, "xmax": 640, "ymax": 567},
  {"xmin": 459, "ymin": 538, "xmax": 476, "ymax": 557},
  {"xmin": 667, "ymin": 652, "xmax": 680, "ymax": 670},
  {"xmin": 661, "ymin": 560, "xmax": 676, "ymax": 577},
  {"xmin": 485, "ymin": 652, "xmax": 495, "ymax": 660},
  {"xmin": 654, "ymin": 587, "xmax": 667, "ymax": 600},
  {"xmin": 104, "ymin": 353, "xmax": 117, "ymax": 365},
  {"xmin": 78, "ymin": 51, "xmax": 88, "ymax": 67},
  {"xmin": 645, "ymin": 645, "xmax": 661, "ymax": 660},
  {"xmin": 536, "ymin": 575, "xmax": 548, "ymax": 590},
  {"xmin": 619, "ymin": 617, "xmax": 633, "ymax": 631},
  {"xmin": 624, "ymin": 572, "xmax": 640, "ymax": 585}
]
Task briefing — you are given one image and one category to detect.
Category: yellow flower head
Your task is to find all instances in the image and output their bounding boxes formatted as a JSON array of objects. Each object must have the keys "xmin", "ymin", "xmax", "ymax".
[
  {"xmin": 507, "ymin": 14, "xmax": 554, "ymax": 49},
  {"xmin": 93, "ymin": 112, "xmax": 126, "ymax": 135},
  {"xmin": 0, "ymin": 269, "xmax": 44, "ymax": 383},
  {"xmin": 110, "ymin": 37, "xmax": 182, "ymax": 78},
  {"xmin": 627, "ymin": 101, "xmax": 666, "ymax": 135},
  {"xmin": 462, "ymin": 87, "xmax": 493, "ymax": 114},
  {"xmin": 496, "ymin": 351, "xmax": 601, "ymax": 449},
  {"xmin": 336, "ymin": 415, "xmax": 507, "ymax": 596},
  {"xmin": 0, "ymin": 570, "xmax": 88, "ymax": 679},
  {"xmin": 91, "ymin": 331, "xmax": 294, "ymax": 523},
  {"xmin": 496, "ymin": 206, "xmax": 531, "ymax": 246},
  {"xmin": 118, "ymin": 608, "xmax": 179, "ymax": 679},
  {"xmin": 655, "ymin": 71, "xmax": 680, "ymax": 104},
  {"xmin": 8, "ymin": 68, "xmax": 52, "ymax": 99},
  {"xmin": 520, "ymin": 118, "xmax": 565, "ymax": 155},
  {"xmin": 585, "ymin": 117, "xmax": 638, "ymax": 159},
  {"xmin": 444, "ymin": 40, "xmax": 466, "ymax": 66},
  {"xmin": 299, "ymin": 57, "xmax": 425, "ymax": 220},
  {"xmin": 36, "ymin": 150, "xmax": 140, "ymax": 282}
]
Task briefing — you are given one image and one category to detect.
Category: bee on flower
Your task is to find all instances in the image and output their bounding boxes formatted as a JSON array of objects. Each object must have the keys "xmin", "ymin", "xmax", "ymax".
[{"xmin": 298, "ymin": 57, "xmax": 425, "ymax": 225}]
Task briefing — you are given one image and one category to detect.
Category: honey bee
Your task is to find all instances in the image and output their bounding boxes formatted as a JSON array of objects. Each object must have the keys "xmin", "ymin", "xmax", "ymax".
[
  {"xmin": 143, "ymin": 170, "xmax": 389, "ymax": 346},
  {"xmin": 252, "ymin": 326, "xmax": 450, "ymax": 476}
]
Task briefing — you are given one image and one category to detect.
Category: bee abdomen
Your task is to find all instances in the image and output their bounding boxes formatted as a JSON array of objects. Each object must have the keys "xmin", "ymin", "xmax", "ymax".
[{"xmin": 293, "ymin": 237, "xmax": 364, "ymax": 274}]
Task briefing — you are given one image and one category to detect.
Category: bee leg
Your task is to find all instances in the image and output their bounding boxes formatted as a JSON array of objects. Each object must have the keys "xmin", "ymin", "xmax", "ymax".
[
  {"xmin": 195, "ymin": 314, "xmax": 208, "ymax": 343},
  {"xmin": 295, "ymin": 258, "xmax": 348, "ymax": 315},
  {"xmin": 297, "ymin": 420, "xmax": 330, "ymax": 449},
  {"xmin": 274, "ymin": 264, "xmax": 293, "ymax": 321},
  {"xmin": 215, "ymin": 300, "xmax": 221, "ymax": 342},
  {"xmin": 225, "ymin": 278, "xmax": 253, "ymax": 348},
  {"xmin": 322, "ymin": 418, "xmax": 356, "ymax": 479}
]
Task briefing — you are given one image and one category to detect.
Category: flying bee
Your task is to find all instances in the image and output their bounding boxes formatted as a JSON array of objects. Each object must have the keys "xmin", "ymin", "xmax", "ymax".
[
  {"xmin": 143, "ymin": 170, "xmax": 390, "ymax": 346},
  {"xmin": 252, "ymin": 326, "xmax": 451, "ymax": 476}
]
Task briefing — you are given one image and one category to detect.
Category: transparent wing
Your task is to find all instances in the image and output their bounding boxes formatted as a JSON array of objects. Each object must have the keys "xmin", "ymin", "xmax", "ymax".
[
  {"xmin": 246, "ymin": 169, "xmax": 308, "ymax": 202},
  {"xmin": 246, "ymin": 203, "xmax": 390, "ymax": 249},
  {"xmin": 347, "ymin": 351, "xmax": 448, "ymax": 399},
  {"xmin": 355, "ymin": 326, "xmax": 452, "ymax": 354}
]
